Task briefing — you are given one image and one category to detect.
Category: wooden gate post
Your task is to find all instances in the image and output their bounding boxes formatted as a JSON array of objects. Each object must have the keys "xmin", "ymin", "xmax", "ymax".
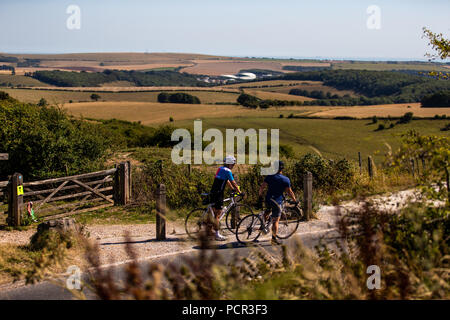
[
  {"xmin": 303, "ymin": 172, "xmax": 313, "ymax": 221},
  {"xmin": 8, "ymin": 173, "xmax": 23, "ymax": 226},
  {"xmin": 358, "ymin": 152, "xmax": 362, "ymax": 175},
  {"xmin": 127, "ymin": 161, "xmax": 132, "ymax": 203},
  {"xmin": 368, "ymin": 156, "xmax": 374, "ymax": 179},
  {"xmin": 114, "ymin": 162, "xmax": 130, "ymax": 206},
  {"xmin": 156, "ymin": 184, "xmax": 166, "ymax": 240}
]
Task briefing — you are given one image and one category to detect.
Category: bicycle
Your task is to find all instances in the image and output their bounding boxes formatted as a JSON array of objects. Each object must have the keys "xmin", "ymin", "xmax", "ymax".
[
  {"xmin": 185, "ymin": 191, "xmax": 254, "ymax": 239},
  {"xmin": 235, "ymin": 198, "xmax": 304, "ymax": 244}
]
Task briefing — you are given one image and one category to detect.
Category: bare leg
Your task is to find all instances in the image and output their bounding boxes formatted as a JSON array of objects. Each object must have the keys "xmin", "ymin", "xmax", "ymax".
[
  {"xmin": 272, "ymin": 216, "xmax": 280, "ymax": 238},
  {"xmin": 212, "ymin": 208, "xmax": 222, "ymax": 232}
]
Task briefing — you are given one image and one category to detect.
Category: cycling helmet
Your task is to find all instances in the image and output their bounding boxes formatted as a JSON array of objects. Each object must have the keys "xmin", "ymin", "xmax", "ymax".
[{"xmin": 224, "ymin": 155, "xmax": 236, "ymax": 165}]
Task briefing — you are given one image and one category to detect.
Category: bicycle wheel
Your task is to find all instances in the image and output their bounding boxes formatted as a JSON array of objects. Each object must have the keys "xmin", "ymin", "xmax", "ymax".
[
  {"xmin": 276, "ymin": 206, "xmax": 303, "ymax": 239},
  {"xmin": 225, "ymin": 204, "xmax": 254, "ymax": 233},
  {"xmin": 236, "ymin": 214, "xmax": 264, "ymax": 244},
  {"xmin": 185, "ymin": 208, "xmax": 210, "ymax": 239}
]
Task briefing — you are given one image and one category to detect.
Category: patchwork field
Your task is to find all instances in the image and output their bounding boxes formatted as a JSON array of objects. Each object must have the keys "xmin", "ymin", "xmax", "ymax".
[
  {"xmin": 64, "ymin": 101, "xmax": 320, "ymax": 125},
  {"xmin": 221, "ymin": 80, "xmax": 359, "ymax": 97},
  {"xmin": 3, "ymin": 88, "xmax": 240, "ymax": 104},
  {"xmin": 0, "ymin": 75, "xmax": 50, "ymax": 87},
  {"xmin": 176, "ymin": 117, "xmax": 450, "ymax": 163},
  {"xmin": 331, "ymin": 61, "xmax": 450, "ymax": 72},
  {"xmin": 308, "ymin": 103, "xmax": 450, "ymax": 118},
  {"xmin": 243, "ymin": 89, "xmax": 314, "ymax": 102}
]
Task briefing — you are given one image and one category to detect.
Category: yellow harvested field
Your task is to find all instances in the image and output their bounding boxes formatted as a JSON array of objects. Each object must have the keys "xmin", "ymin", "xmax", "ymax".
[
  {"xmin": 243, "ymin": 89, "xmax": 314, "ymax": 102},
  {"xmin": 3, "ymin": 88, "xmax": 239, "ymax": 104},
  {"xmin": 65, "ymin": 102, "xmax": 265, "ymax": 125},
  {"xmin": 23, "ymin": 86, "xmax": 240, "ymax": 93},
  {"xmin": 309, "ymin": 103, "xmax": 450, "ymax": 118}
]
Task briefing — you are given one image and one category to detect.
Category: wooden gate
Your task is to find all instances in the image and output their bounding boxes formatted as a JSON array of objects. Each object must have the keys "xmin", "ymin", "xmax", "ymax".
[{"xmin": 4, "ymin": 162, "xmax": 131, "ymax": 226}]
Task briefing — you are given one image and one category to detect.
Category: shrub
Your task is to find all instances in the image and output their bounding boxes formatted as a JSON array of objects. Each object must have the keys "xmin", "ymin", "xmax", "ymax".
[
  {"xmin": 0, "ymin": 91, "xmax": 9, "ymax": 100},
  {"xmin": 397, "ymin": 112, "xmax": 414, "ymax": 124},
  {"xmin": 0, "ymin": 99, "xmax": 112, "ymax": 180},
  {"xmin": 158, "ymin": 92, "xmax": 200, "ymax": 104},
  {"xmin": 376, "ymin": 124, "xmax": 385, "ymax": 131},
  {"xmin": 372, "ymin": 116, "xmax": 378, "ymax": 124},
  {"xmin": 133, "ymin": 161, "xmax": 211, "ymax": 209},
  {"xmin": 288, "ymin": 153, "xmax": 354, "ymax": 194},
  {"xmin": 237, "ymin": 93, "xmax": 260, "ymax": 108},
  {"xmin": 157, "ymin": 92, "xmax": 170, "ymax": 103},
  {"xmin": 38, "ymin": 98, "xmax": 48, "ymax": 106},
  {"xmin": 90, "ymin": 93, "xmax": 101, "ymax": 101}
]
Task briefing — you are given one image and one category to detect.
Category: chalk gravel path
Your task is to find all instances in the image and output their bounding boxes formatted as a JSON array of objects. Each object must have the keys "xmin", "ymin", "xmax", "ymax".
[{"xmin": 0, "ymin": 189, "xmax": 424, "ymax": 266}]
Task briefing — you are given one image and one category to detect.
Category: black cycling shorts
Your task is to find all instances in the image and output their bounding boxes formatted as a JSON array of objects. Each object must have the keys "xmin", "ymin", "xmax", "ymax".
[
  {"xmin": 210, "ymin": 192, "xmax": 224, "ymax": 210},
  {"xmin": 266, "ymin": 199, "xmax": 282, "ymax": 218}
]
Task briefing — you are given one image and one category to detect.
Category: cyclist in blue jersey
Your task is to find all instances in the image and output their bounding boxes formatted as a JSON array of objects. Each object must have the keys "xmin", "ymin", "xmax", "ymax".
[
  {"xmin": 209, "ymin": 155, "xmax": 241, "ymax": 241},
  {"xmin": 258, "ymin": 160, "xmax": 297, "ymax": 245}
]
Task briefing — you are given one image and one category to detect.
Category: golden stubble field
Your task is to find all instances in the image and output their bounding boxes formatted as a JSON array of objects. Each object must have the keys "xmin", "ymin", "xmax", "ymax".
[
  {"xmin": 3, "ymin": 88, "xmax": 240, "ymax": 104},
  {"xmin": 309, "ymin": 103, "xmax": 450, "ymax": 118},
  {"xmin": 64, "ymin": 101, "xmax": 326, "ymax": 125}
]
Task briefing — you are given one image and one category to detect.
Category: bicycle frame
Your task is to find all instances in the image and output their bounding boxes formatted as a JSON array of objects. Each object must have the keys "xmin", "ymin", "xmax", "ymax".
[{"xmin": 203, "ymin": 192, "xmax": 241, "ymax": 222}]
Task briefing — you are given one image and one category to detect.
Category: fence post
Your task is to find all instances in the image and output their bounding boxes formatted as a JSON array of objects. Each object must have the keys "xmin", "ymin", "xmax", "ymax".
[
  {"xmin": 127, "ymin": 160, "xmax": 132, "ymax": 203},
  {"xmin": 358, "ymin": 152, "xmax": 362, "ymax": 175},
  {"xmin": 368, "ymin": 156, "xmax": 374, "ymax": 179},
  {"xmin": 114, "ymin": 162, "xmax": 130, "ymax": 205},
  {"xmin": 187, "ymin": 164, "xmax": 191, "ymax": 177},
  {"xmin": 303, "ymin": 172, "xmax": 313, "ymax": 221},
  {"xmin": 156, "ymin": 184, "xmax": 166, "ymax": 241},
  {"xmin": 8, "ymin": 173, "xmax": 23, "ymax": 227},
  {"xmin": 410, "ymin": 159, "xmax": 415, "ymax": 178}
]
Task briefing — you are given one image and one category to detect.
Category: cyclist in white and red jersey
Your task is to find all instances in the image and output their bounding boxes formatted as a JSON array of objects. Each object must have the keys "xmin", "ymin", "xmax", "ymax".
[{"xmin": 209, "ymin": 155, "xmax": 241, "ymax": 241}]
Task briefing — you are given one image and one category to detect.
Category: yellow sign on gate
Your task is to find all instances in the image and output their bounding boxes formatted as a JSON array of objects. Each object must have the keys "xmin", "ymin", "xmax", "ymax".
[{"xmin": 17, "ymin": 185, "xmax": 24, "ymax": 196}]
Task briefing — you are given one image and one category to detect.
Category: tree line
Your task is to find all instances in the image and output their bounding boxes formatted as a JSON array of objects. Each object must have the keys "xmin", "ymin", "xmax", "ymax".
[
  {"xmin": 31, "ymin": 70, "xmax": 208, "ymax": 87},
  {"xmin": 283, "ymin": 69, "xmax": 450, "ymax": 104}
]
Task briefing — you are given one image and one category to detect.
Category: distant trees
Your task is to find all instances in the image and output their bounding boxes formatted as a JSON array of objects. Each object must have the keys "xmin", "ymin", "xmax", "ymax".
[
  {"xmin": 283, "ymin": 69, "xmax": 450, "ymax": 104},
  {"xmin": 0, "ymin": 56, "xmax": 18, "ymax": 63},
  {"xmin": 237, "ymin": 93, "xmax": 261, "ymax": 108},
  {"xmin": 0, "ymin": 91, "xmax": 9, "ymax": 100},
  {"xmin": 90, "ymin": 93, "xmax": 101, "ymax": 101},
  {"xmin": 421, "ymin": 91, "xmax": 450, "ymax": 108},
  {"xmin": 157, "ymin": 92, "xmax": 201, "ymax": 104},
  {"xmin": 33, "ymin": 70, "xmax": 206, "ymax": 87},
  {"xmin": 38, "ymin": 98, "xmax": 48, "ymax": 106},
  {"xmin": 397, "ymin": 112, "xmax": 414, "ymax": 124}
]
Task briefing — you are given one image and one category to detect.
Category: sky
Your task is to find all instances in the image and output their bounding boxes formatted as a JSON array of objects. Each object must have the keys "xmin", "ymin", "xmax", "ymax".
[{"xmin": 0, "ymin": 0, "xmax": 449, "ymax": 60}]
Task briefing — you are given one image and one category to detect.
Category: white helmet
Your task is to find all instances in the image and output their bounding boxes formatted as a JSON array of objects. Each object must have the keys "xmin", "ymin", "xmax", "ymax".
[{"xmin": 224, "ymin": 155, "xmax": 236, "ymax": 165}]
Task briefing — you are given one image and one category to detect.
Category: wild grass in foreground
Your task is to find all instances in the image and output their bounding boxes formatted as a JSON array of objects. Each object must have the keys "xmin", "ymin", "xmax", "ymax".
[{"xmin": 80, "ymin": 200, "xmax": 448, "ymax": 300}]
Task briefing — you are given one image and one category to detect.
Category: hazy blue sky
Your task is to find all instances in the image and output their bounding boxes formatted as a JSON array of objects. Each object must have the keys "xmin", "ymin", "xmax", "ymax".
[{"xmin": 0, "ymin": 0, "xmax": 449, "ymax": 60}]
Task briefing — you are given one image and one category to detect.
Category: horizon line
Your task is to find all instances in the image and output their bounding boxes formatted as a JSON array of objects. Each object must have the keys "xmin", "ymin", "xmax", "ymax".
[{"xmin": 1, "ymin": 50, "xmax": 448, "ymax": 63}]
